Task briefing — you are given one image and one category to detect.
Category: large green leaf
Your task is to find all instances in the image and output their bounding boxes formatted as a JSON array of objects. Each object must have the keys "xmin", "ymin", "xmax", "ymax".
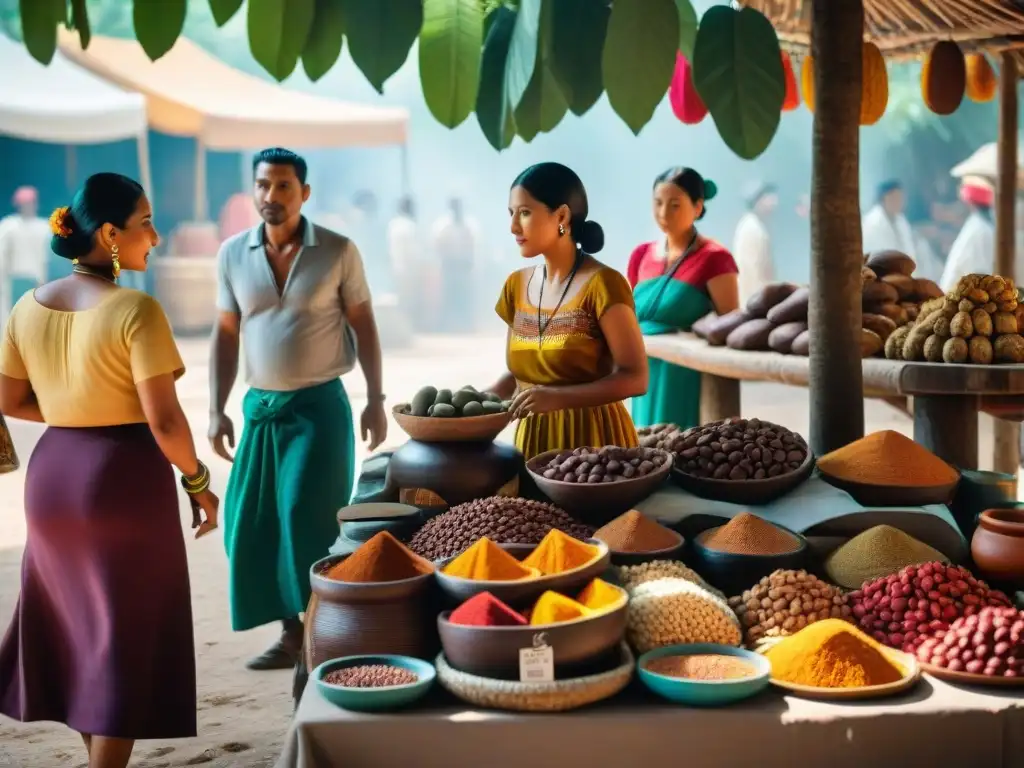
[
  {"xmin": 514, "ymin": 63, "xmax": 568, "ymax": 141},
  {"xmin": 674, "ymin": 0, "xmax": 697, "ymax": 61},
  {"xmin": 209, "ymin": 0, "xmax": 244, "ymax": 27},
  {"xmin": 70, "ymin": 0, "xmax": 91, "ymax": 49},
  {"xmin": 18, "ymin": 0, "xmax": 63, "ymax": 64},
  {"xmin": 134, "ymin": 0, "xmax": 188, "ymax": 60},
  {"xmin": 476, "ymin": 4, "xmax": 517, "ymax": 151},
  {"xmin": 345, "ymin": 0, "xmax": 424, "ymax": 93},
  {"xmin": 419, "ymin": 0, "xmax": 484, "ymax": 128},
  {"xmin": 602, "ymin": 0, "xmax": 678, "ymax": 135},
  {"xmin": 547, "ymin": 0, "xmax": 609, "ymax": 117},
  {"xmin": 248, "ymin": 0, "xmax": 316, "ymax": 80},
  {"xmin": 692, "ymin": 5, "xmax": 785, "ymax": 160},
  {"xmin": 503, "ymin": 0, "xmax": 541, "ymax": 110},
  {"xmin": 302, "ymin": 0, "xmax": 345, "ymax": 82}
]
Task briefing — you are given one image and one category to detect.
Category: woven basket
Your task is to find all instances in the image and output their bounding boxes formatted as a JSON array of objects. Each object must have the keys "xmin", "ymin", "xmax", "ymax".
[
  {"xmin": 435, "ymin": 643, "xmax": 634, "ymax": 712},
  {"xmin": 393, "ymin": 405, "xmax": 511, "ymax": 443}
]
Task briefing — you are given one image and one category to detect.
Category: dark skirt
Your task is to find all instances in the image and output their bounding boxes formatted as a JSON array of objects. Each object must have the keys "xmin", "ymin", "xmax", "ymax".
[{"xmin": 0, "ymin": 424, "xmax": 196, "ymax": 739}]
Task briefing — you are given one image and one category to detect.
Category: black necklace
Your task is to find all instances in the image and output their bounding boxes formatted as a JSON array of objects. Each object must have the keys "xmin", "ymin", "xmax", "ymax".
[
  {"xmin": 72, "ymin": 265, "xmax": 117, "ymax": 284},
  {"xmin": 535, "ymin": 250, "xmax": 584, "ymax": 343},
  {"xmin": 662, "ymin": 229, "xmax": 700, "ymax": 276}
]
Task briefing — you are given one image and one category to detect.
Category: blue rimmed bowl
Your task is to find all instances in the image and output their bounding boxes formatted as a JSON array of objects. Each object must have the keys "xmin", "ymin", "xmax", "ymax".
[
  {"xmin": 314, "ymin": 655, "xmax": 436, "ymax": 712},
  {"xmin": 637, "ymin": 643, "xmax": 771, "ymax": 707}
]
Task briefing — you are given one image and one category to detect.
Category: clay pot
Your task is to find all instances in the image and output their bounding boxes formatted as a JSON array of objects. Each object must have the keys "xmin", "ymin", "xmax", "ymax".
[{"xmin": 971, "ymin": 508, "xmax": 1024, "ymax": 584}]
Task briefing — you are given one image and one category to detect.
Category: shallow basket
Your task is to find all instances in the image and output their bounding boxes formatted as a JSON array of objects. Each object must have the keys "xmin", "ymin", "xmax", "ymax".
[
  {"xmin": 304, "ymin": 554, "xmax": 439, "ymax": 672},
  {"xmin": 817, "ymin": 470, "xmax": 959, "ymax": 508},
  {"xmin": 671, "ymin": 452, "xmax": 815, "ymax": 505},
  {"xmin": 435, "ymin": 642, "xmax": 634, "ymax": 712},
  {"xmin": 393, "ymin": 404, "xmax": 511, "ymax": 443},
  {"xmin": 433, "ymin": 540, "xmax": 611, "ymax": 609},
  {"xmin": 526, "ymin": 448, "xmax": 673, "ymax": 524}
]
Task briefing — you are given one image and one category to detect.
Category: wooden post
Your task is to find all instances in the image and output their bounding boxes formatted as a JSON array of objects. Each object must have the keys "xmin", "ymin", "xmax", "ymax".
[
  {"xmin": 807, "ymin": 0, "xmax": 865, "ymax": 457},
  {"xmin": 699, "ymin": 374, "xmax": 741, "ymax": 423},
  {"xmin": 992, "ymin": 53, "xmax": 1020, "ymax": 483}
]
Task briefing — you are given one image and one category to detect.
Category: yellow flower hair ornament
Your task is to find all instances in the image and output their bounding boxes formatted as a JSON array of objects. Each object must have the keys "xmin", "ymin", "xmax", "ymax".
[{"xmin": 49, "ymin": 207, "xmax": 72, "ymax": 238}]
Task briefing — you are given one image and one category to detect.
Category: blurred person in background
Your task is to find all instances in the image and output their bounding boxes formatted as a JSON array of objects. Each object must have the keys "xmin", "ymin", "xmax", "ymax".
[
  {"xmin": 347, "ymin": 190, "xmax": 391, "ymax": 295},
  {"xmin": 0, "ymin": 186, "xmax": 50, "ymax": 324},
  {"xmin": 387, "ymin": 195, "xmax": 420, "ymax": 321},
  {"xmin": 627, "ymin": 168, "xmax": 739, "ymax": 430},
  {"xmin": 432, "ymin": 197, "xmax": 479, "ymax": 332},
  {"xmin": 862, "ymin": 180, "xmax": 917, "ymax": 258},
  {"xmin": 940, "ymin": 175, "xmax": 996, "ymax": 292},
  {"xmin": 733, "ymin": 181, "xmax": 777, "ymax": 304}
]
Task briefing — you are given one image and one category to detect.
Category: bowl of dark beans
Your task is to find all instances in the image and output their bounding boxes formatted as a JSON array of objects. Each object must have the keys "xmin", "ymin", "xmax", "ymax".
[
  {"xmin": 526, "ymin": 446, "xmax": 673, "ymax": 524},
  {"xmin": 314, "ymin": 654, "xmax": 436, "ymax": 712}
]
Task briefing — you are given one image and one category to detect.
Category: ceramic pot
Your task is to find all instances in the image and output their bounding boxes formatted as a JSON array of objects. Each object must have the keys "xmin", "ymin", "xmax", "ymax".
[{"xmin": 971, "ymin": 508, "xmax": 1024, "ymax": 584}]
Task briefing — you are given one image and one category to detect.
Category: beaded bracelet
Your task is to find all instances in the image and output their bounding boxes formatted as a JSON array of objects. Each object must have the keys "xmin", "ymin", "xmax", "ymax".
[{"xmin": 181, "ymin": 461, "xmax": 210, "ymax": 530}]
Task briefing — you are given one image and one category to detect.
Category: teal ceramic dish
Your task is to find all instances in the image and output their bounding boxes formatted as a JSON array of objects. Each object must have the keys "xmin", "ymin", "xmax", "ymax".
[
  {"xmin": 637, "ymin": 644, "xmax": 771, "ymax": 707},
  {"xmin": 314, "ymin": 655, "xmax": 436, "ymax": 712}
]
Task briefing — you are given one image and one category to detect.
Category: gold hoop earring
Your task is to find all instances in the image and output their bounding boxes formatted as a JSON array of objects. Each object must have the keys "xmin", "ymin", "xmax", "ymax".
[
  {"xmin": 71, "ymin": 258, "xmax": 79, "ymax": 266},
  {"xmin": 111, "ymin": 244, "xmax": 120, "ymax": 279},
  {"xmin": 558, "ymin": 224, "xmax": 565, "ymax": 236}
]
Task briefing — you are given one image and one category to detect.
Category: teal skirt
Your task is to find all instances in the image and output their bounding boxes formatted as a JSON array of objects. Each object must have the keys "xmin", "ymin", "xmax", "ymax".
[
  {"xmin": 223, "ymin": 378, "xmax": 355, "ymax": 631},
  {"xmin": 631, "ymin": 357, "xmax": 702, "ymax": 430}
]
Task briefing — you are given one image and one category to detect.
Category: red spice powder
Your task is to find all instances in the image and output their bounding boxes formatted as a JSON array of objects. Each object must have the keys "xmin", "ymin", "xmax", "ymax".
[{"xmin": 449, "ymin": 592, "xmax": 528, "ymax": 627}]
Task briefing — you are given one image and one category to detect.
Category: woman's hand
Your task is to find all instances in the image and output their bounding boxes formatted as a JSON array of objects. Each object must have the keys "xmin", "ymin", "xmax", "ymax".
[
  {"xmin": 192, "ymin": 488, "xmax": 220, "ymax": 540},
  {"xmin": 509, "ymin": 386, "xmax": 570, "ymax": 420}
]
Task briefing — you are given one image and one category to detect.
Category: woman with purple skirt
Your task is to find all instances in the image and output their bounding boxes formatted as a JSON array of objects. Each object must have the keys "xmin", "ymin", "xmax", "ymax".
[{"xmin": 0, "ymin": 173, "xmax": 218, "ymax": 768}]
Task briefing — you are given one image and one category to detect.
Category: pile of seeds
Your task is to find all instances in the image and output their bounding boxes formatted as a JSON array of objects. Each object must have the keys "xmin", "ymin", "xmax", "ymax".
[
  {"xmin": 674, "ymin": 417, "xmax": 808, "ymax": 481},
  {"xmin": 824, "ymin": 525, "xmax": 948, "ymax": 589},
  {"xmin": 535, "ymin": 446, "xmax": 670, "ymax": 483},
  {"xmin": 615, "ymin": 560, "xmax": 724, "ymax": 599},
  {"xmin": 728, "ymin": 569, "xmax": 852, "ymax": 645},
  {"xmin": 915, "ymin": 607, "xmax": 1024, "ymax": 677},
  {"xmin": 698, "ymin": 512, "xmax": 801, "ymax": 555},
  {"xmin": 324, "ymin": 664, "xmax": 419, "ymax": 688},
  {"xmin": 644, "ymin": 653, "xmax": 757, "ymax": 681},
  {"xmin": 408, "ymin": 496, "xmax": 594, "ymax": 561},
  {"xmin": 626, "ymin": 577, "xmax": 742, "ymax": 653}
]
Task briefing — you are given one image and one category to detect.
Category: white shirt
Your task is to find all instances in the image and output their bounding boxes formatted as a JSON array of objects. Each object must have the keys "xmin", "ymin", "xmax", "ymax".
[
  {"xmin": 940, "ymin": 211, "xmax": 995, "ymax": 292},
  {"xmin": 431, "ymin": 214, "xmax": 479, "ymax": 269},
  {"xmin": 733, "ymin": 211, "xmax": 774, "ymax": 304},
  {"xmin": 862, "ymin": 205, "xmax": 917, "ymax": 260},
  {"xmin": 0, "ymin": 214, "xmax": 49, "ymax": 284},
  {"xmin": 387, "ymin": 214, "xmax": 418, "ymax": 274}
]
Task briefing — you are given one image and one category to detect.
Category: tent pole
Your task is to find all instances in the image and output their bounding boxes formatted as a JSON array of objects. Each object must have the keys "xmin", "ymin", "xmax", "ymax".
[
  {"xmin": 807, "ymin": 0, "xmax": 866, "ymax": 456},
  {"xmin": 194, "ymin": 136, "xmax": 208, "ymax": 222},
  {"xmin": 992, "ymin": 52, "xmax": 1020, "ymax": 481}
]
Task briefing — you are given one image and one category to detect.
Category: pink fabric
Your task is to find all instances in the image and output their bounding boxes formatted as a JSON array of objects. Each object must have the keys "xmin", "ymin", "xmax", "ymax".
[
  {"xmin": 218, "ymin": 194, "xmax": 260, "ymax": 241},
  {"xmin": 12, "ymin": 187, "xmax": 37, "ymax": 206},
  {"xmin": 960, "ymin": 182, "xmax": 994, "ymax": 208},
  {"xmin": 627, "ymin": 239, "xmax": 738, "ymax": 290}
]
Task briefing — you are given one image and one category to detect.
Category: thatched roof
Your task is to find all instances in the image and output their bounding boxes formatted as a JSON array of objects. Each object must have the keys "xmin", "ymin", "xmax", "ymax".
[{"xmin": 743, "ymin": 0, "xmax": 1024, "ymax": 61}]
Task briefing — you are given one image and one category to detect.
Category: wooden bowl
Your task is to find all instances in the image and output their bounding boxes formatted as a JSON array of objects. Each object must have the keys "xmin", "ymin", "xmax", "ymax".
[
  {"xmin": 919, "ymin": 660, "xmax": 1024, "ymax": 688},
  {"xmin": 817, "ymin": 469, "xmax": 959, "ymax": 508},
  {"xmin": 437, "ymin": 583, "xmax": 629, "ymax": 679},
  {"xmin": 526, "ymin": 448, "xmax": 673, "ymax": 524},
  {"xmin": 393, "ymin": 404, "xmax": 511, "ymax": 443},
  {"xmin": 690, "ymin": 523, "xmax": 809, "ymax": 597},
  {"xmin": 434, "ymin": 540, "xmax": 611, "ymax": 609},
  {"xmin": 765, "ymin": 646, "xmax": 921, "ymax": 701},
  {"xmin": 671, "ymin": 452, "xmax": 815, "ymax": 505}
]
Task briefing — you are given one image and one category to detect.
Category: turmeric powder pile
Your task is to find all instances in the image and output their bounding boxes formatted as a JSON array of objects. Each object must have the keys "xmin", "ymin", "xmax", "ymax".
[
  {"xmin": 527, "ymin": 579, "xmax": 625, "ymax": 626},
  {"xmin": 816, "ymin": 430, "xmax": 958, "ymax": 487},
  {"xmin": 764, "ymin": 619, "xmax": 904, "ymax": 688},
  {"xmin": 442, "ymin": 537, "xmax": 539, "ymax": 581},
  {"xmin": 522, "ymin": 529, "xmax": 599, "ymax": 574}
]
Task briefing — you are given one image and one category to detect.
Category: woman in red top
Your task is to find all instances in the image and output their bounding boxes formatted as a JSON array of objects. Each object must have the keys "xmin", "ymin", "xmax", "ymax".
[{"xmin": 628, "ymin": 167, "xmax": 739, "ymax": 428}]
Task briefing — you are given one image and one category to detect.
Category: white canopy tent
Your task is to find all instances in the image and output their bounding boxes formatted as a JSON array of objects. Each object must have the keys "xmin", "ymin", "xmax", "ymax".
[
  {"xmin": 0, "ymin": 33, "xmax": 151, "ymax": 193},
  {"xmin": 58, "ymin": 32, "xmax": 410, "ymax": 220},
  {"xmin": 952, "ymin": 142, "xmax": 1024, "ymax": 188}
]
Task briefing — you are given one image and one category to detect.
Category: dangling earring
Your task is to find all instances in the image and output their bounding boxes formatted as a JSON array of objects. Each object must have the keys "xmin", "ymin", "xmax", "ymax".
[
  {"xmin": 111, "ymin": 243, "xmax": 120, "ymax": 280},
  {"xmin": 71, "ymin": 258, "xmax": 79, "ymax": 265},
  {"xmin": 558, "ymin": 224, "xmax": 565, "ymax": 236}
]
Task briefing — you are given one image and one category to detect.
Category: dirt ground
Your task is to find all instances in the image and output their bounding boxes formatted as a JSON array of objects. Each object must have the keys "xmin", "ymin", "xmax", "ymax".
[{"xmin": 0, "ymin": 333, "xmax": 1007, "ymax": 767}]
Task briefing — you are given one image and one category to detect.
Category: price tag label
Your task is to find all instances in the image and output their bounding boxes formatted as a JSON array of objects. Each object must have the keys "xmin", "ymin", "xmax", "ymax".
[{"xmin": 519, "ymin": 644, "xmax": 554, "ymax": 683}]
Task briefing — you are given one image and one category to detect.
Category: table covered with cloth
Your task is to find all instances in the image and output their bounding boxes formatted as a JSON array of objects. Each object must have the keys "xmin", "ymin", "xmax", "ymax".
[{"xmin": 277, "ymin": 677, "xmax": 1024, "ymax": 768}]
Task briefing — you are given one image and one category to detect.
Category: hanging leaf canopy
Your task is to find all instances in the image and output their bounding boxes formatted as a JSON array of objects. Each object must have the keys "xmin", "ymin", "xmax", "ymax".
[{"xmin": 16, "ymin": 0, "xmax": 793, "ymax": 158}]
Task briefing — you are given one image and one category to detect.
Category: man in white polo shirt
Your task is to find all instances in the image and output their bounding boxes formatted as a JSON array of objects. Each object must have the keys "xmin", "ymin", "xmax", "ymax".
[{"xmin": 209, "ymin": 147, "xmax": 387, "ymax": 670}]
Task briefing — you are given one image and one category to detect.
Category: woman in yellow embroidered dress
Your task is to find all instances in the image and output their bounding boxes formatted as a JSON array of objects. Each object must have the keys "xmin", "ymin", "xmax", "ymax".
[{"xmin": 488, "ymin": 163, "xmax": 648, "ymax": 459}]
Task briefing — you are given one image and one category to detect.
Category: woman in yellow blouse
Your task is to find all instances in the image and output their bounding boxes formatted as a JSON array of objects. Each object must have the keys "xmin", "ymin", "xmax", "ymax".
[
  {"xmin": 489, "ymin": 162, "xmax": 648, "ymax": 459},
  {"xmin": 0, "ymin": 173, "xmax": 217, "ymax": 768}
]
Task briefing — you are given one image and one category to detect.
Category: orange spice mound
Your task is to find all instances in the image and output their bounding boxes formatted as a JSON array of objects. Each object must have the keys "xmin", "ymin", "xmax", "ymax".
[
  {"xmin": 576, "ymin": 578, "xmax": 624, "ymax": 612},
  {"xmin": 521, "ymin": 529, "xmax": 599, "ymax": 575},
  {"xmin": 442, "ymin": 537, "xmax": 537, "ymax": 581},
  {"xmin": 326, "ymin": 531, "xmax": 434, "ymax": 583},
  {"xmin": 698, "ymin": 512, "xmax": 799, "ymax": 555},
  {"xmin": 594, "ymin": 509, "xmax": 680, "ymax": 553},
  {"xmin": 529, "ymin": 591, "xmax": 592, "ymax": 625},
  {"xmin": 817, "ymin": 430, "xmax": 958, "ymax": 487}
]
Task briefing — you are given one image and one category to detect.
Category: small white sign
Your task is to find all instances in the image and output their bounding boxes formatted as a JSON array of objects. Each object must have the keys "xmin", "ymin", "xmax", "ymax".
[{"xmin": 519, "ymin": 633, "xmax": 554, "ymax": 682}]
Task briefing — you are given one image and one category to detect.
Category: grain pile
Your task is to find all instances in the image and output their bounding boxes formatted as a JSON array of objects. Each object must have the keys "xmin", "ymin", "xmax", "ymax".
[
  {"xmin": 626, "ymin": 577, "xmax": 742, "ymax": 653},
  {"xmin": 816, "ymin": 430, "xmax": 958, "ymax": 488},
  {"xmin": 824, "ymin": 525, "xmax": 948, "ymax": 589},
  {"xmin": 615, "ymin": 560, "xmax": 724, "ymax": 599},
  {"xmin": 728, "ymin": 569, "xmax": 852, "ymax": 645},
  {"xmin": 593, "ymin": 509, "xmax": 681, "ymax": 553},
  {"xmin": 408, "ymin": 497, "xmax": 594, "ymax": 561},
  {"xmin": 698, "ymin": 512, "xmax": 801, "ymax": 555},
  {"xmin": 324, "ymin": 665, "xmax": 419, "ymax": 688}
]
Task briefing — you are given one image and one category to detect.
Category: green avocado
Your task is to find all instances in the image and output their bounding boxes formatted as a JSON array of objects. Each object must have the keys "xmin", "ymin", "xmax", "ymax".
[
  {"xmin": 480, "ymin": 401, "xmax": 503, "ymax": 414},
  {"xmin": 461, "ymin": 401, "xmax": 485, "ymax": 417},
  {"xmin": 482, "ymin": 391, "xmax": 502, "ymax": 403},
  {"xmin": 431, "ymin": 403, "xmax": 457, "ymax": 418},
  {"xmin": 410, "ymin": 386, "xmax": 438, "ymax": 417},
  {"xmin": 434, "ymin": 389, "xmax": 453, "ymax": 406},
  {"xmin": 451, "ymin": 389, "xmax": 482, "ymax": 411}
]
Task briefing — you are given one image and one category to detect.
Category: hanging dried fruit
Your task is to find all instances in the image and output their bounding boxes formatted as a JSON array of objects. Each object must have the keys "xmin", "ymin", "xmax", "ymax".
[
  {"xmin": 781, "ymin": 51, "xmax": 800, "ymax": 111},
  {"xmin": 800, "ymin": 42, "xmax": 887, "ymax": 126},
  {"xmin": 922, "ymin": 41, "xmax": 966, "ymax": 115},
  {"xmin": 964, "ymin": 53, "xmax": 997, "ymax": 103},
  {"xmin": 668, "ymin": 52, "xmax": 708, "ymax": 125}
]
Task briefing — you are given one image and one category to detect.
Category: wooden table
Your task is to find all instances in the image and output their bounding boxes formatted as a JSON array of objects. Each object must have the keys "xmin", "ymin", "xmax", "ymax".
[{"xmin": 644, "ymin": 333, "xmax": 1024, "ymax": 470}]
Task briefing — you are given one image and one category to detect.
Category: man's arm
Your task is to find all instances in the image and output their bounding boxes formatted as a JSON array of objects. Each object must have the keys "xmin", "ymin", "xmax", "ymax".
[
  {"xmin": 208, "ymin": 244, "xmax": 242, "ymax": 460},
  {"xmin": 341, "ymin": 238, "xmax": 386, "ymax": 449},
  {"xmin": 346, "ymin": 301, "xmax": 383, "ymax": 400}
]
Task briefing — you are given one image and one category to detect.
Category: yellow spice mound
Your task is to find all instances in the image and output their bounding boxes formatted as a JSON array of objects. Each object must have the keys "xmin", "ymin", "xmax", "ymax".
[
  {"xmin": 442, "ymin": 537, "xmax": 538, "ymax": 581},
  {"xmin": 765, "ymin": 618, "xmax": 903, "ymax": 689},
  {"xmin": 576, "ymin": 578, "xmax": 624, "ymax": 612},
  {"xmin": 530, "ymin": 591, "xmax": 593, "ymax": 625},
  {"xmin": 522, "ymin": 529, "xmax": 598, "ymax": 575}
]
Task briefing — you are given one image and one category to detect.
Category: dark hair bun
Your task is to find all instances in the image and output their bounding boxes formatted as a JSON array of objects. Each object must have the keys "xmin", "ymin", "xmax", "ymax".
[
  {"xmin": 50, "ymin": 210, "xmax": 93, "ymax": 260},
  {"xmin": 703, "ymin": 179, "xmax": 718, "ymax": 202},
  {"xmin": 577, "ymin": 219, "xmax": 604, "ymax": 254}
]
